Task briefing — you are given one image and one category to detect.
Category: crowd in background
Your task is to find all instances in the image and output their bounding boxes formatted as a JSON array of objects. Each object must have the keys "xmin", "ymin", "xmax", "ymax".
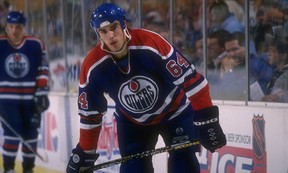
[
  {"xmin": 141, "ymin": 0, "xmax": 288, "ymax": 103},
  {"xmin": 1, "ymin": 0, "xmax": 287, "ymax": 103},
  {"xmin": 0, "ymin": 0, "xmax": 10, "ymax": 35}
]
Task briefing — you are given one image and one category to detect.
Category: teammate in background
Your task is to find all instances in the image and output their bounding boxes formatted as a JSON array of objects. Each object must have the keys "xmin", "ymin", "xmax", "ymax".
[
  {"xmin": 0, "ymin": 11, "xmax": 49, "ymax": 173},
  {"xmin": 66, "ymin": 3, "xmax": 226, "ymax": 173}
]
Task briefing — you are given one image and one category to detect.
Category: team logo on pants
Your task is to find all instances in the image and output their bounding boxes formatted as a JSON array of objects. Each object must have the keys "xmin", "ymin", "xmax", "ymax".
[
  {"xmin": 5, "ymin": 53, "xmax": 29, "ymax": 78},
  {"xmin": 118, "ymin": 76, "xmax": 158, "ymax": 113}
]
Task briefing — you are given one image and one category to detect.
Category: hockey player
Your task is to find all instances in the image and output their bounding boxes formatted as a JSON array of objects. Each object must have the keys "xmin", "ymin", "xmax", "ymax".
[
  {"xmin": 66, "ymin": 3, "xmax": 226, "ymax": 173},
  {"xmin": 0, "ymin": 11, "xmax": 49, "ymax": 173}
]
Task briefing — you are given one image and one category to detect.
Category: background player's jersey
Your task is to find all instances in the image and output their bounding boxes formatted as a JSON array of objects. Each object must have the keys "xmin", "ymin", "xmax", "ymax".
[
  {"xmin": 0, "ymin": 35, "xmax": 49, "ymax": 102},
  {"xmin": 78, "ymin": 28, "xmax": 213, "ymax": 150}
]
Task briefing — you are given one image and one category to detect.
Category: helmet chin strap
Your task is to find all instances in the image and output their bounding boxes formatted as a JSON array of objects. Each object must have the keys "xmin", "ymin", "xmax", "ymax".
[{"xmin": 100, "ymin": 28, "xmax": 131, "ymax": 55}]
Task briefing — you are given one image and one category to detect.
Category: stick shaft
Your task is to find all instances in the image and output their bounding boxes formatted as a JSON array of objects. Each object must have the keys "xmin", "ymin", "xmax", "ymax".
[
  {"xmin": 0, "ymin": 116, "xmax": 47, "ymax": 162},
  {"xmin": 85, "ymin": 140, "xmax": 200, "ymax": 172}
]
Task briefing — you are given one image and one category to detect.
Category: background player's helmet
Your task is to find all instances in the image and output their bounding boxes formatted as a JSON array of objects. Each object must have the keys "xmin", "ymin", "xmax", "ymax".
[
  {"xmin": 90, "ymin": 3, "xmax": 126, "ymax": 30},
  {"xmin": 6, "ymin": 11, "xmax": 26, "ymax": 25}
]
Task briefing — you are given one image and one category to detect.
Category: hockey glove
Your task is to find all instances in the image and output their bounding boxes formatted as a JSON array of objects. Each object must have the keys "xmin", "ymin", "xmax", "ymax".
[
  {"xmin": 34, "ymin": 95, "xmax": 50, "ymax": 114},
  {"xmin": 66, "ymin": 144, "xmax": 99, "ymax": 173},
  {"xmin": 31, "ymin": 112, "xmax": 42, "ymax": 128},
  {"xmin": 193, "ymin": 106, "xmax": 226, "ymax": 152}
]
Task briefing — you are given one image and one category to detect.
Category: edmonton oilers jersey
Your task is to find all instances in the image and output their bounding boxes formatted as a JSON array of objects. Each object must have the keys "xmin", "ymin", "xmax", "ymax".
[
  {"xmin": 0, "ymin": 36, "xmax": 49, "ymax": 102},
  {"xmin": 78, "ymin": 28, "xmax": 212, "ymax": 128}
]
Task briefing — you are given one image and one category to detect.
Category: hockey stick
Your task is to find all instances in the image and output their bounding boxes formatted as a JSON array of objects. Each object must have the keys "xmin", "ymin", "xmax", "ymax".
[
  {"xmin": 0, "ymin": 116, "xmax": 48, "ymax": 162},
  {"xmin": 83, "ymin": 140, "xmax": 200, "ymax": 173}
]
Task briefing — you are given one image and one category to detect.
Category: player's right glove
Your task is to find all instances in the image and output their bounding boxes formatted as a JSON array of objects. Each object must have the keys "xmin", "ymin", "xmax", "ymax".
[
  {"xmin": 193, "ymin": 106, "xmax": 226, "ymax": 152},
  {"xmin": 66, "ymin": 144, "xmax": 99, "ymax": 173}
]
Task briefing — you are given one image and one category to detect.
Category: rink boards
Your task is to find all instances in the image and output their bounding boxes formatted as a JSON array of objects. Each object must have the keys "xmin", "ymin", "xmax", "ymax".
[{"xmin": 0, "ymin": 94, "xmax": 287, "ymax": 173}]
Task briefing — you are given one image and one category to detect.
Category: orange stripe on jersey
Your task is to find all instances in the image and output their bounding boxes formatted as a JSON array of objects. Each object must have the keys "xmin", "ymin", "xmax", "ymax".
[
  {"xmin": 80, "ymin": 127, "xmax": 101, "ymax": 150},
  {"xmin": 79, "ymin": 44, "xmax": 108, "ymax": 85},
  {"xmin": 0, "ymin": 36, "xmax": 9, "ymax": 40},
  {"xmin": 81, "ymin": 114, "xmax": 103, "ymax": 123},
  {"xmin": 189, "ymin": 85, "xmax": 213, "ymax": 110},
  {"xmin": 128, "ymin": 29, "xmax": 172, "ymax": 57},
  {"xmin": 119, "ymin": 108, "xmax": 143, "ymax": 125},
  {"xmin": 79, "ymin": 115, "xmax": 103, "ymax": 150},
  {"xmin": 37, "ymin": 79, "xmax": 48, "ymax": 88},
  {"xmin": 0, "ymin": 88, "xmax": 35, "ymax": 93},
  {"xmin": 149, "ymin": 89, "xmax": 186, "ymax": 125},
  {"xmin": 3, "ymin": 144, "xmax": 19, "ymax": 150},
  {"xmin": 182, "ymin": 73, "xmax": 202, "ymax": 88}
]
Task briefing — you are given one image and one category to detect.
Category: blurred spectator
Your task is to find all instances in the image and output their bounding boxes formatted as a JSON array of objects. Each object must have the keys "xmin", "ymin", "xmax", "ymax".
[
  {"xmin": 251, "ymin": 3, "xmax": 274, "ymax": 54},
  {"xmin": 213, "ymin": 32, "xmax": 246, "ymax": 100},
  {"xmin": 220, "ymin": 55, "xmax": 240, "ymax": 75},
  {"xmin": 186, "ymin": 0, "xmax": 203, "ymax": 50},
  {"xmin": 0, "ymin": 0, "xmax": 10, "ymax": 34},
  {"xmin": 261, "ymin": 41, "xmax": 288, "ymax": 102},
  {"xmin": 263, "ymin": 1, "xmax": 288, "ymax": 25},
  {"xmin": 251, "ymin": 1, "xmax": 288, "ymax": 54},
  {"xmin": 208, "ymin": 0, "xmax": 244, "ymax": 34},
  {"xmin": 225, "ymin": 0, "xmax": 245, "ymax": 25},
  {"xmin": 207, "ymin": 29, "xmax": 230, "ymax": 71},
  {"xmin": 191, "ymin": 29, "xmax": 229, "ymax": 78},
  {"xmin": 192, "ymin": 36, "xmax": 204, "ymax": 70},
  {"xmin": 193, "ymin": 30, "xmax": 229, "ymax": 71},
  {"xmin": 219, "ymin": 56, "xmax": 246, "ymax": 100},
  {"xmin": 206, "ymin": 29, "xmax": 231, "ymax": 97},
  {"xmin": 213, "ymin": 32, "xmax": 275, "ymax": 100},
  {"xmin": 143, "ymin": 9, "xmax": 166, "ymax": 33},
  {"xmin": 261, "ymin": 68, "xmax": 288, "ymax": 102}
]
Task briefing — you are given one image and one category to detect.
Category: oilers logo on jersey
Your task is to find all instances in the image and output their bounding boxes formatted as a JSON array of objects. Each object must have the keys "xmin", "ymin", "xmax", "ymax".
[
  {"xmin": 5, "ymin": 53, "xmax": 29, "ymax": 78},
  {"xmin": 118, "ymin": 76, "xmax": 159, "ymax": 113}
]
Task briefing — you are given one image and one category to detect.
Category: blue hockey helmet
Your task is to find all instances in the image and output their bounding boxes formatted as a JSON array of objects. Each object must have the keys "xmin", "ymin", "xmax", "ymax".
[
  {"xmin": 6, "ymin": 11, "xmax": 26, "ymax": 25},
  {"xmin": 90, "ymin": 3, "xmax": 126, "ymax": 30}
]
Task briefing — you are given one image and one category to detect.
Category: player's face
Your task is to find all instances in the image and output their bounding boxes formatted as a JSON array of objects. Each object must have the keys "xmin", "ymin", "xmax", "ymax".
[
  {"xmin": 97, "ymin": 21, "xmax": 127, "ymax": 55},
  {"xmin": 6, "ymin": 23, "xmax": 25, "ymax": 44}
]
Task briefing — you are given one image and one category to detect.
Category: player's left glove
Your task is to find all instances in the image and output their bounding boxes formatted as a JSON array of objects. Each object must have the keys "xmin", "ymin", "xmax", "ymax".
[
  {"xmin": 193, "ymin": 106, "xmax": 226, "ymax": 152},
  {"xmin": 66, "ymin": 144, "xmax": 99, "ymax": 173},
  {"xmin": 34, "ymin": 95, "xmax": 50, "ymax": 114}
]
